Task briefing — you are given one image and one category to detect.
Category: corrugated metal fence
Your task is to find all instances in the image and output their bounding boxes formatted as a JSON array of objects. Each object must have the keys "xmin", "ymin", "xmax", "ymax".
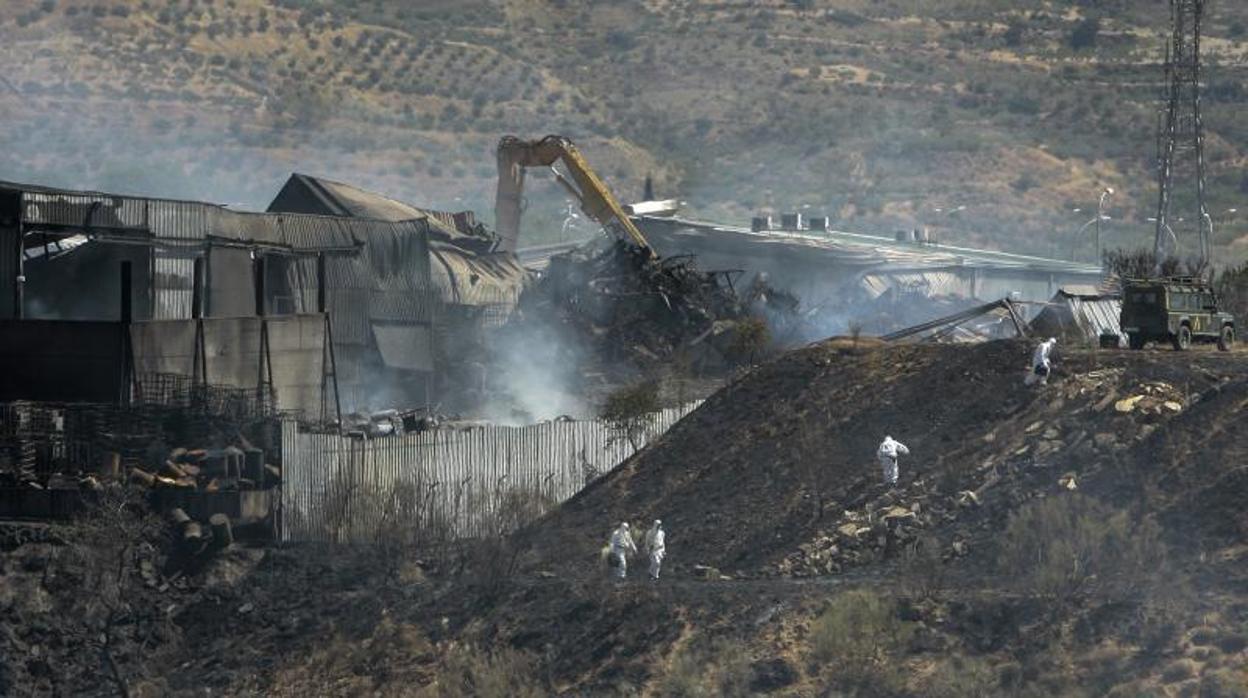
[{"xmin": 280, "ymin": 402, "xmax": 701, "ymax": 542}]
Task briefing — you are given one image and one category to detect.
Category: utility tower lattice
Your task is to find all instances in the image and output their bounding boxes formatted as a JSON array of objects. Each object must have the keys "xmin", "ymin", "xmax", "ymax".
[{"xmin": 1153, "ymin": 0, "xmax": 1211, "ymax": 269}]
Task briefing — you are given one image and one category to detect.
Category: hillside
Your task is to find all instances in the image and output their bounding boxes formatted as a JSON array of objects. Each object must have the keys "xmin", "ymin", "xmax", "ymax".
[
  {"xmin": 4, "ymin": 340, "xmax": 1247, "ymax": 696},
  {"xmin": 1, "ymin": 0, "xmax": 1247, "ymax": 257}
]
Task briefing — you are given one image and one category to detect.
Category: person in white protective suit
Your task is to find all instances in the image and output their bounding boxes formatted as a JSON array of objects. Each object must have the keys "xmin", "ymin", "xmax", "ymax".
[
  {"xmin": 644, "ymin": 520, "xmax": 666, "ymax": 581},
  {"xmin": 608, "ymin": 522, "xmax": 638, "ymax": 579},
  {"xmin": 1025, "ymin": 337, "xmax": 1058, "ymax": 386},
  {"xmin": 877, "ymin": 435, "xmax": 910, "ymax": 487}
]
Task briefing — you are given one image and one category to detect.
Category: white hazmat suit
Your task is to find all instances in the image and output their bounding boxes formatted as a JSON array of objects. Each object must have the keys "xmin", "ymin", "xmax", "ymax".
[
  {"xmin": 877, "ymin": 436, "xmax": 910, "ymax": 487},
  {"xmin": 609, "ymin": 522, "xmax": 638, "ymax": 579},
  {"xmin": 644, "ymin": 520, "xmax": 666, "ymax": 581},
  {"xmin": 1025, "ymin": 338, "xmax": 1058, "ymax": 386}
]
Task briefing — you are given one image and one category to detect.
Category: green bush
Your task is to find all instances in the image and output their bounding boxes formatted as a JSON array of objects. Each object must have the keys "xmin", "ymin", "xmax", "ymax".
[
  {"xmin": 657, "ymin": 638, "xmax": 753, "ymax": 698},
  {"xmin": 1070, "ymin": 18, "xmax": 1101, "ymax": 51},
  {"xmin": 996, "ymin": 494, "xmax": 1166, "ymax": 602},
  {"xmin": 808, "ymin": 590, "xmax": 913, "ymax": 693},
  {"xmin": 600, "ymin": 380, "xmax": 661, "ymax": 451},
  {"xmin": 921, "ymin": 655, "xmax": 998, "ymax": 698}
]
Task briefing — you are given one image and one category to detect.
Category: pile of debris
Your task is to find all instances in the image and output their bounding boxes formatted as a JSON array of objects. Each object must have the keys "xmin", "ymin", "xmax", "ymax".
[
  {"xmin": 506, "ymin": 241, "xmax": 798, "ymax": 373},
  {"xmin": 1112, "ymin": 381, "xmax": 1186, "ymax": 416}
]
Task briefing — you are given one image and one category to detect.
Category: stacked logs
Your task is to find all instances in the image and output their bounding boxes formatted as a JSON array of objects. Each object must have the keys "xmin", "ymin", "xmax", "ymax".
[
  {"xmin": 168, "ymin": 507, "xmax": 234, "ymax": 555},
  {"xmin": 128, "ymin": 446, "xmax": 281, "ymax": 493}
]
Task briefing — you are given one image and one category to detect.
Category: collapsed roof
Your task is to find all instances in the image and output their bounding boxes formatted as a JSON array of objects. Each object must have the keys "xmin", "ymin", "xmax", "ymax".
[{"xmin": 268, "ymin": 173, "xmax": 529, "ymax": 308}]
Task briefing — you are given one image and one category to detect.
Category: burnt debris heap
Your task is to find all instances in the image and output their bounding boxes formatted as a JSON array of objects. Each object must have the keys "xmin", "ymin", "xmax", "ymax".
[{"xmin": 504, "ymin": 241, "xmax": 797, "ymax": 378}]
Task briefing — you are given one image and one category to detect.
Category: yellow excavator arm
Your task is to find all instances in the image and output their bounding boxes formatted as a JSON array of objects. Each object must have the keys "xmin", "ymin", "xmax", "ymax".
[{"xmin": 495, "ymin": 135, "xmax": 657, "ymax": 258}]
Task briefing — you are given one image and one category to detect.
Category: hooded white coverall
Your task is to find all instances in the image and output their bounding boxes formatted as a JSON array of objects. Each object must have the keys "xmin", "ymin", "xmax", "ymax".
[
  {"xmin": 877, "ymin": 436, "xmax": 910, "ymax": 486},
  {"xmin": 609, "ymin": 523, "xmax": 637, "ymax": 579},
  {"xmin": 644, "ymin": 521, "xmax": 666, "ymax": 580},
  {"xmin": 1025, "ymin": 338, "xmax": 1058, "ymax": 386}
]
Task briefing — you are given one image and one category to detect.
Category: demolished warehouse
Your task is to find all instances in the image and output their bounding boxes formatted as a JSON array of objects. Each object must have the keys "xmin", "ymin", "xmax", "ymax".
[
  {"xmin": 267, "ymin": 173, "xmax": 530, "ymax": 408},
  {"xmin": 0, "ymin": 179, "xmax": 439, "ymax": 417},
  {"xmin": 634, "ymin": 215, "xmax": 1106, "ymax": 339}
]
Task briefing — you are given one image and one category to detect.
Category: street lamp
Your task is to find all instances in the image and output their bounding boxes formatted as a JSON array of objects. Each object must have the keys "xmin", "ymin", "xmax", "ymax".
[
  {"xmin": 1072, "ymin": 215, "xmax": 1112, "ymax": 262},
  {"xmin": 1095, "ymin": 187, "xmax": 1114, "ymax": 264}
]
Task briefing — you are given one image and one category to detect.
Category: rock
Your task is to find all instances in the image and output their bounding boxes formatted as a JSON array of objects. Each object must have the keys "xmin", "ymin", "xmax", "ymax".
[
  {"xmin": 1163, "ymin": 401, "xmax": 1183, "ymax": 413},
  {"xmin": 956, "ymin": 490, "xmax": 980, "ymax": 507},
  {"xmin": 881, "ymin": 505, "xmax": 917, "ymax": 522},
  {"xmin": 1058, "ymin": 473, "xmax": 1078, "ymax": 490},
  {"xmin": 1115, "ymin": 395, "xmax": 1145, "ymax": 413},
  {"xmin": 1025, "ymin": 421, "xmax": 1044, "ymax": 434},
  {"xmin": 1042, "ymin": 427, "xmax": 1059, "ymax": 439},
  {"xmin": 692, "ymin": 564, "xmax": 721, "ymax": 580},
  {"xmin": 237, "ymin": 602, "xmax": 254, "ymax": 615},
  {"xmin": 951, "ymin": 541, "xmax": 968, "ymax": 556}
]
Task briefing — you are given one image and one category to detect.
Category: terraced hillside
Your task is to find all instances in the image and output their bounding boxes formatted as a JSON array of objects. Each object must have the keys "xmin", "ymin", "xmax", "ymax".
[{"xmin": 1, "ymin": 1, "xmax": 1247, "ymax": 252}]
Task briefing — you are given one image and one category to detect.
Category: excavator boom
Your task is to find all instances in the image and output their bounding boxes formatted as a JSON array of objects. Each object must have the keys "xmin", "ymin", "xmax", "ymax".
[{"xmin": 495, "ymin": 135, "xmax": 656, "ymax": 258}]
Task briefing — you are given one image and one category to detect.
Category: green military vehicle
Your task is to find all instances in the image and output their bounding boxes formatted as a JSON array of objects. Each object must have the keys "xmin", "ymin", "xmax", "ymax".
[{"xmin": 1118, "ymin": 277, "xmax": 1235, "ymax": 351}]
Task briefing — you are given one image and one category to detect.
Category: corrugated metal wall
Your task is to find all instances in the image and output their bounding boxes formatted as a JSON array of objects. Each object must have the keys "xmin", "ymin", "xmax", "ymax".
[
  {"xmin": 280, "ymin": 401, "xmax": 701, "ymax": 542},
  {"xmin": 153, "ymin": 252, "xmax": 196, "ymax": 320},
  {"xmin": 0, "ymin": 228, "xmax": 17, "ymax": 320}
]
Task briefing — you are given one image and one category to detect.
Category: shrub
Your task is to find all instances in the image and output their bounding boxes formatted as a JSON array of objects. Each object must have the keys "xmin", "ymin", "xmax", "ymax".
[
  {"xmin": 1215, "ymin": 633, "xmax": 1248, "ymax": 655},
  {"xmin": 921, "ymin": 655, "xmax": 998, "ymax": 698},
  {"xmin": 808, "ymin": 590, "xmax": 914, "ymax": 693},
  {"xmin": 1070, "ymin": 18, "xmax": 1101, "ymax": 51},
  {"xmin": 54, "ymin": 485, "xmax": 165, "ymax": 698},
  {"xmin": 600, "ymin": 380, "xmax": 661, "ymax": 451},
  {"xmin": 271, "ymin": 617, "xmax": 433, "ymax": 695},
  {"xmin": 728, "ymin": 316, "xmax": 771, "ymax": 364},
  {"xmin": 1198, "ymin": 668, "xmax": 1248, "ymax": 698},
  {"xmin": 1160, "ymin": 658, "xmax": 1198, "ymax": 684},
  {"xmin": 435, "ymin": 645, "xmax": 546, "ymax": 698},
  {"xmin": 1215, "ymin": 263, "xmax": 1248, "ymax": 320},
  {"xmin": 462, "ymin": 481, "xmax": 556, "ymax": 601},
  {"xmin": 899, "ymin": 534, "xmax": 946, "ymax": 601},
  {"xmin": 996, "ymin": 494, "xmax": 1166, "ymax": 602},
  {"xmin": 657, "ymin": 638, "xmax": 753, "ymax": 698}
]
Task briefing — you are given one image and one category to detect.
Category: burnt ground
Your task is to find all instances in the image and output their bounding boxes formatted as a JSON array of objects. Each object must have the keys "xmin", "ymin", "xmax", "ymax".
[
  {"xmin": 535, "ymin": 339, "xmax": 1248, "ymax": 576},
  {"xmin": 2, "ymin": 340, "xmax": 1248, "ymax": 696}
]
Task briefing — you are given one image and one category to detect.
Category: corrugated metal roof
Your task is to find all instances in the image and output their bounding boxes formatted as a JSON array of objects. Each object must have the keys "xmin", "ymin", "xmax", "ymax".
[
  {"xmin": 859, "ymin": 270, "xmax": 969, "ymax": 300},
  {"xmin": 638, "ymin": 215, "xmax": 1106, "ymax": 276},
  {"xmin": 1030, "ymin": 291, "xmax": 1122, "ymax": 344},
  {"xmin": 282, "ymin": 173, "xmax": 481, "ymax": 247},
  {"xmin": 269, "ymin": 174, "xmax": 526, "ymax": 307},
  {"xmin": 1057, "ymin": 284, "xmax": 1116, "ymax": 298},
  {"xmin": 430, "ymin": 245, "xmax": 528, "ymax": 307},
  {"xmin": 0, "ymin": 179, "xmax": 423, "ymax": 253},
  {"xmin": 1069, "ymin": 296, "xmax": 1123, "ymax": 340}
]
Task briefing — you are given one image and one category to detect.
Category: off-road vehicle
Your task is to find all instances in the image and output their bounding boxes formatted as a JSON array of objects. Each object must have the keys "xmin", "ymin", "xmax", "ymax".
[{"xmin": 1118, "ymin": 277, "xmax": 1235, "ymax": 351}]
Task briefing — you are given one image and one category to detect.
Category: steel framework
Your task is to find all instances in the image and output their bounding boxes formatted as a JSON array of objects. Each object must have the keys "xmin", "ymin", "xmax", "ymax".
[{"xmin": 1153, "ymin": 0, "xmax": 1211, "ymax": 269}]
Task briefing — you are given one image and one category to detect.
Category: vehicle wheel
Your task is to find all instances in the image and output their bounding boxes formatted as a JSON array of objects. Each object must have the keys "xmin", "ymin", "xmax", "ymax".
[
  {"xmin": 1218, "ymin": 325, "xmax": 1234, "ymax": 352},
  {"xmin": 1128, "ymin": 334, "xmax": 1145, "ymax": 350},
  {"xmin": 1173, "ymin": 325, "xmax": 1192, "ymax": 351}
]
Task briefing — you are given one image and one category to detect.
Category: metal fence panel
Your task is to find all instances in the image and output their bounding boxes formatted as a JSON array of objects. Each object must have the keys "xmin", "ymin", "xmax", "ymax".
[{"xmin": 280, "ymin": 401, "xmax": 702, "ymax": 542}]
